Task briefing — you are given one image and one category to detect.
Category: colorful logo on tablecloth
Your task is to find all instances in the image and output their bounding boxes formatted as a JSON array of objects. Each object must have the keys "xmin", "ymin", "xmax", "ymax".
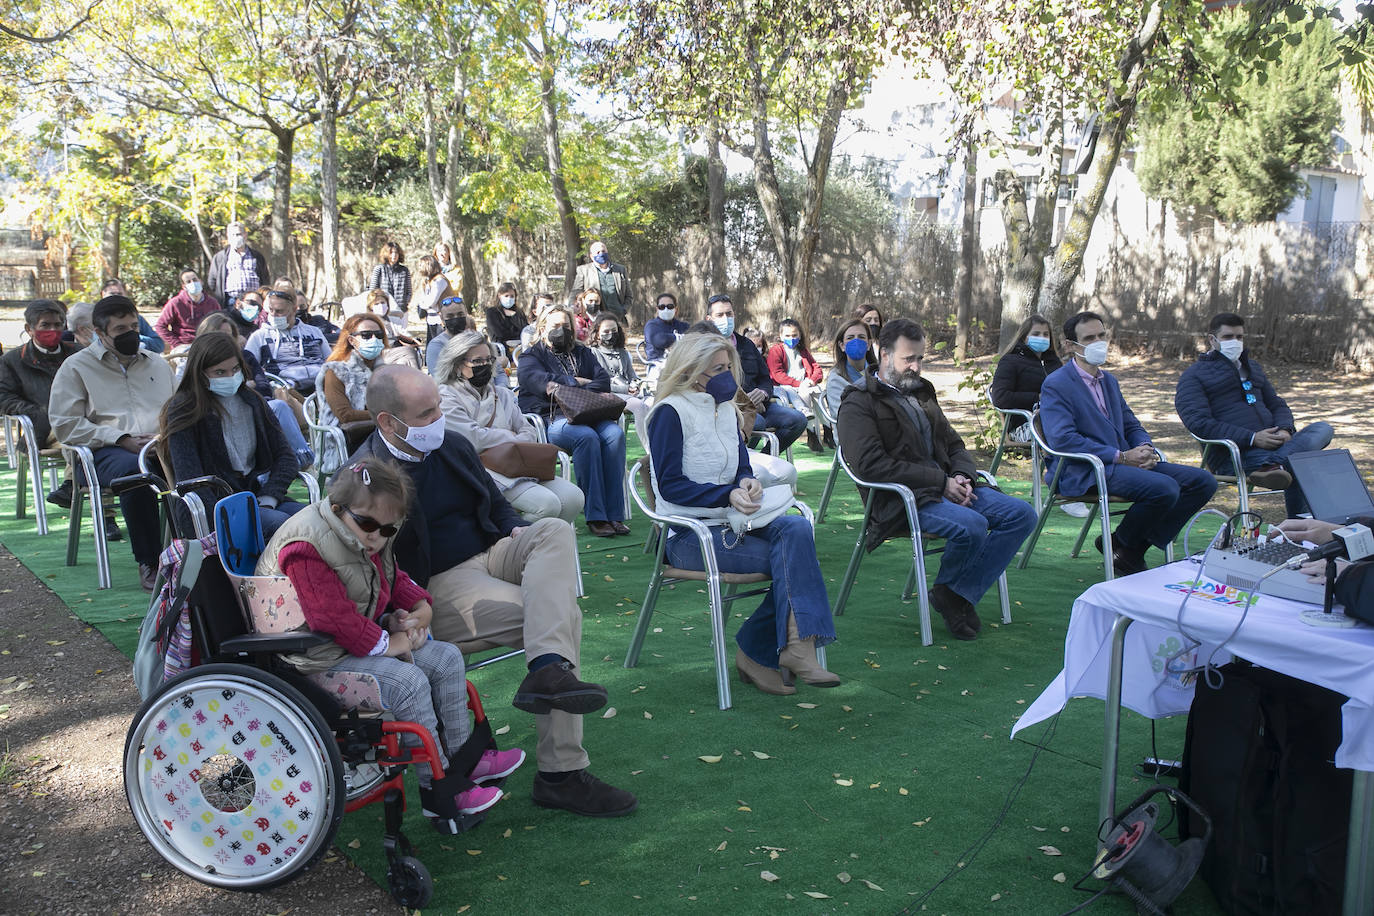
[
  {"xmin": 1150, "ymin": 634, "xmax": 1199, "ymax": 688},
  {"xmin": 1161, "ymin": 578, "xmax": 1259, "ymax": 607}
]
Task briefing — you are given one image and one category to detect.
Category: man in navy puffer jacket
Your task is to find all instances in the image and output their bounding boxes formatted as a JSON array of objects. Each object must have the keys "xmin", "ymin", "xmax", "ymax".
[{"xmin": 1175, "ymin": 312, "xmax": 1333, "ymax": 516}]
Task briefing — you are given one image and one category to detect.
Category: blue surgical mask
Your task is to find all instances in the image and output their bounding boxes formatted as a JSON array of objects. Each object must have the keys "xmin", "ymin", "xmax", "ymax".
[
  {"xmin": 356, "ymin": 338, "xmax": 385, "ymax": 360},
  {"xmin": 782, "ymin": 336, "xmax": 800, "ymax": 349},
  {"xmin": 185, "ymin": 280, "xmax": 203, "ymax": 297},
  {"xmin": 844, "ymin": 338, "xmax": 869, "ymax": 362},
  {"xmin": 704, "ymin": 370, "xmax": 738, "ymax": 404},
  {"xmin": 207, "ymin": 370, "xmax": 243, "ymax": 397},
  {"xmin": 593, "ymin": 252, "xmax": 609, "ymax": 266},
  {"xmin": 239, "ymin": 304, "xmax": 260, "ymax": 321},
  {"xmin": 1026, "ymin": 335, "xmax": 1050, "ymax": 354},
  {"xmin": 271, "ymin": 315, "xmax": 290, "ymax": 331},
  {"xmin": 714, "ymin": 316, "xmax": 735, "ymax": 337}
]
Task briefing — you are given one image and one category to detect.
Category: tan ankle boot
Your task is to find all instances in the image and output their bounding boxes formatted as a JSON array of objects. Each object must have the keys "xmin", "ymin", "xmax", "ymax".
[
  {"xmin": 735, "ymin": 649, "xmax": 796, "ymax": 696},
  {"xmin": 779, "ymin": 614, "xmax": 840, "ymax": 687}
]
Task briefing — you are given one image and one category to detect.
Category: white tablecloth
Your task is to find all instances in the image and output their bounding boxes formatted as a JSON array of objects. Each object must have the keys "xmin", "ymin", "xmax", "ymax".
[{"xmin": 1012, "ymin": 561, "xmax": 1374, "ymax": 770}]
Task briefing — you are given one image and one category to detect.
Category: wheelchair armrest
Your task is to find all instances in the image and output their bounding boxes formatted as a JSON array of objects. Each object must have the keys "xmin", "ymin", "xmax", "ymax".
[
  {"xmin": 175, "ymin": 476, "xmax": 235, "ymax": 500},
  {"xmin": 218, "ymin": 631, "xmax": 332, "ymax": 655}
]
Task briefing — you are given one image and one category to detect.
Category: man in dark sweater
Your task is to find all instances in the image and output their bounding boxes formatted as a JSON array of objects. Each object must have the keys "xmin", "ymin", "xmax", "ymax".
[
  {"xmin": 707, "ymin": 294, "xmax": 807, "ymax": 451},
  {"xmin": 838, "ymin": 319, "xmax": 1037, "ymax": 640},
  {"xmin": 1175, "ymin": 312, "xmax": 1333, "ymax": 516},
  {"xmin": 351, "ymin": 366, "xmax": 637, "ymax": 818}
]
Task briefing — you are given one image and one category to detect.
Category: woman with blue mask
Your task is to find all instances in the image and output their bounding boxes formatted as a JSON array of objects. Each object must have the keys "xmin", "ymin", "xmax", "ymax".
[
  {"xmin": 158, "ymin": 331, "xmax": 305, "ymax": 538},
  {"xmin": 765, "ymin": 318, "xmax": 825, "ymax": 452},
  {"xmin": 990, "ymin": 315, "xmax": 1085, "ymax": 516},
  {"xmin": 646, "ymin": 332, "xmax": 839, "ymax": 696},
  {"xmin": 825, "ymin": 318, "xmax": 873, "ymax": 424},
  {"xmin": 318, "ymin": 314, "xmax": 389, "ymax": 451}
]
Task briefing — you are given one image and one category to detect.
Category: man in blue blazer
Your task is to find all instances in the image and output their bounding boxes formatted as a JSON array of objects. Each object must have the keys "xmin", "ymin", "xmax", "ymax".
[{"xmin": 1040, "ymin": 311, "xmax": 1217, "ymax": 575}]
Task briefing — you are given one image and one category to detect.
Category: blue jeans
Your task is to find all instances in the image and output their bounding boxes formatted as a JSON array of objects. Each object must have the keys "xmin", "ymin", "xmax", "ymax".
[
  {"xmin": 665, "ymin": 514, "xmax": 835, "ymax": 669},
  {"xmin": 548, "ymin": 417, "xmax": 626, "ymax": 522},
  {"xmin": 1209, "ymin": 421, "xmax": 1334, "ymax": 516},
  {"xmin": 753, "ymin": 400, "xmax": 808, "ymax": 451},
  {"xmin": 259, "ymin": 500, "xmax": 305, "ymax": 539},
  {"xmin": 266, "ymin": 398, "xmax": 315, "ymax": 469},
  {"xmin": 1106, "ymin": 461, "xmax": 1218, "ymax": 550},
  {"xmin": 917, "ymin": 487, "xmax": 1037, "ymax": 605}
]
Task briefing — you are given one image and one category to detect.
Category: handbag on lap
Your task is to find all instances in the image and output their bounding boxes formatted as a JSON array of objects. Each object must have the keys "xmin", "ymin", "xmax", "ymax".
[
  {"xmin": 553, "ymin": 384, "xmax": 626, "ymax": 425},
  {"xmin": 480, "ymin": 442, "xmax": 560, "ymax": 481}
]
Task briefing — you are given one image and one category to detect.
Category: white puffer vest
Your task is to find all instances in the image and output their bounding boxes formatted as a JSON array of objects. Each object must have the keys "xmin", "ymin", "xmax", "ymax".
[{"xmin": 649, "ymin": 390, "xmax": 742, "ymax": 520}]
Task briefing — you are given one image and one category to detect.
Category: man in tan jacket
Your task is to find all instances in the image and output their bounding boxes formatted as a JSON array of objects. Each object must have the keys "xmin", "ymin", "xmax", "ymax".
[{"xmin": 49, "ymin": 296, "xmax": 174, "ymax": 590}]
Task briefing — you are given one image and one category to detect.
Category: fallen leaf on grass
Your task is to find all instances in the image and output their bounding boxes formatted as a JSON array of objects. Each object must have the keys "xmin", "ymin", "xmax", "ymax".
[
  {"xmin": 602, "ymin": 707, "xmax": 617, "ymax": 718},
  {"xmin": 1039, "ymin": 845, "xmax": 1062, "ymax": 856},
  {"xmin": 716, "ymin": 841, "xmax": 727, "ymax": 852},
  {"xmin": 834, "ymin": 778, "xmax": 853, "ymax": 786},
  {"xmin": 1053, "ymin": 872, "xmax": 1067, "ymax": 883},
  {"xmin": 466, "ymin": 849, "xmax": 481, "ymax": 856},
  {"xmin": 761, "ymin": 870, "xmax": 780, "ymax": 883},
  {"xmin": 860, "ymin": 878, "xmax": 884, "ymax": 890},
  {"xmin": 795, "ymin": 702, "xmax": 817, "ymax": 709},
  {"xmin": 836, "ymin": 872, "xmax": 851, "ymax": 883},
  {"xmin": 347, "ymin": 839, "xmax": 361, "ymax": 849},
  {"xmin": 991, "ymin": 892, "xmax": 1002, "ymax": 901},
  {"xmin": 751, "ymin": 751, "xmax": 771, "ymax": 759},
  {"xmin": 698, "ymin": 755, "xmax": 722, "ymax": 764},
  {"xmin": 804, "ymin": 891, "xmax": 831, "ymax": 899},
  {"xmin": 899, "ymin": 787, "xmax": 909, "ymax": 796},
  {"xmin": 1032, "ymin": 825, "xmax": 1047, "ymax": 831},
  {"xmin": 494, "ymin": 725, "xmax": 510, "ymax": 736},
  {"xmin": 502, "ymin": 828, "xmax": 512, "ymax": 838},
  {"xmin": 643, "ymin": 711, "xmax": 653, "ymax": 719}
]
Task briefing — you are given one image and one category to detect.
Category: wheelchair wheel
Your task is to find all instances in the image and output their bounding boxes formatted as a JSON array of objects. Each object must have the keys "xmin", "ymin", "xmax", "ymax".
[
  {"xmin": 124, "ymin": 663, "xmax": 345, "ymax": 891},
  {"xmin": 387, "ymin": 855, "xmax": 433, "ymax": 908}
]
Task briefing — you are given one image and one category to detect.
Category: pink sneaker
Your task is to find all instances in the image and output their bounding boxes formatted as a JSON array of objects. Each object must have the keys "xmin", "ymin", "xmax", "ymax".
[
  {"xmin": 469, "ymin": 747, "xmax": 527, "ymax": 784},
  {"xmin": 455, "ymin": 783, "xmax": 503, "ymax": 815}
]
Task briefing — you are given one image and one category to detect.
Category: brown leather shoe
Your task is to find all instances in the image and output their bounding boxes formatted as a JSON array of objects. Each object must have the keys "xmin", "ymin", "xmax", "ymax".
[
  {"xmin": 735, "ymin": 649, "xmax": 796, "ymax": 696},
  {"xmin": 928, "ymin": 585, "xmax": 977, "ymax": 641},
  {"xmin": 587, "ymin": 520, "xmax": 616, "ymax": 537},
  {"xmin": 611, "ymin": 521, "xmax": 631, "ymax": 536},
  {"xmin": 138, "ymin": 562, "xmax": 158, "ymax": 592}
]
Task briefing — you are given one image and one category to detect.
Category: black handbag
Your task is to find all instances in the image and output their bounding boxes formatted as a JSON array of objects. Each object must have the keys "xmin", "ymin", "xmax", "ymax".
[{"xmin": 552, "ymin": 384, "xmax": 625, "ymax": 425}]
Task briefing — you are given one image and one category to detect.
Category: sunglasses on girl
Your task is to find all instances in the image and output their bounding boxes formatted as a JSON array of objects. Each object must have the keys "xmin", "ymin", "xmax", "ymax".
[
  {"xmin": 344, "ymin": 507, "xmax": 402, "ymax": 537},
  {"xmin": 353, "ymin": 330, "xmax": 385, "ymax": 340}
]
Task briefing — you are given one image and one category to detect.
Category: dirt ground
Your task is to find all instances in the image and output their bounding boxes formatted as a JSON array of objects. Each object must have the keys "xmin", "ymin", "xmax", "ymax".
[{"xmin": 2, "ymin": 300, "xmax": 1370, "ymax": 914}]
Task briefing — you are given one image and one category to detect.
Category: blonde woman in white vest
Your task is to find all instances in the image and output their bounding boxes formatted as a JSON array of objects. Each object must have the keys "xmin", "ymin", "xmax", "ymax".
[
  {"xmin": 433, "ymin": 331, "xmax": 584, "ymax": 524},
  {"xmin": 645, "ymin": 332, "xmax": 838, "ymax": 696},
  {"xmin": 258, "ymin": 457, "xmax": 525, "ymax": 824}
]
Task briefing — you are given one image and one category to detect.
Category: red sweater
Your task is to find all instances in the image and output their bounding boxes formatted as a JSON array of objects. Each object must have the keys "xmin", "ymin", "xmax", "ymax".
[
  {"xmin": 765, "ymin": 342, "xmax": 822, "ymax": 388},
  {"xmin": 278, "ymin": 542, "xmax": 431, "ymax": 656}
]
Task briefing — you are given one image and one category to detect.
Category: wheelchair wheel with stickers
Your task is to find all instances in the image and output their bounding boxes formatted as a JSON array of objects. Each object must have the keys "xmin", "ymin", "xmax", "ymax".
[{"xmin": 124, "ymin": 663, "xmax": 345, "ymax": 891}]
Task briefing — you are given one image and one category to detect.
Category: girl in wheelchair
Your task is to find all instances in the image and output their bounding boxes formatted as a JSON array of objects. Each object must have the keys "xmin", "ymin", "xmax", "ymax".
[{"xmin": 257, "ymin": 456, "xmax": 524, "ymax": 822}]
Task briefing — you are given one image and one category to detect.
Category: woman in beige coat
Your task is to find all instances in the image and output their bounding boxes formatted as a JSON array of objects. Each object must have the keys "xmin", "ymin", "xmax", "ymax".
[{"xmin": 433, "ymin": 330, "xmax": 585, "ymax": 524}]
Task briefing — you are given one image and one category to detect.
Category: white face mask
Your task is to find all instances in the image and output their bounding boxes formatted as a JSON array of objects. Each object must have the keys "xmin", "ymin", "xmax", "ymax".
[
  {"xmin": 1215, "ymin": 338, "xmax": 1244, "ymax": 361},
  {"xmin": 393, "ymin": 414, "xmax": 446, "ymax": 456},
  {"xmin": 1079, "ymin": 340, "xmax": 1109, "ymax": 366},
  {"xmin": 657, "ymin": 306, "xmax": 675, "ymax": 321}
]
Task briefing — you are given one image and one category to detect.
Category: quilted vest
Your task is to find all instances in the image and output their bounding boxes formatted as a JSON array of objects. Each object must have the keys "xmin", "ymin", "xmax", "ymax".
[
  {"xmin": 258, "ymin": 499, "xmax": 397, "ymax": 673},
  {"xmin": 649, "ymin": 390, "xmax": 742, "ymax": 520}
]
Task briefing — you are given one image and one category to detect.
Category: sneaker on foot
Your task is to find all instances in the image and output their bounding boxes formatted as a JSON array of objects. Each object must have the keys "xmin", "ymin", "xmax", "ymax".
[
  {"xmin": 470, "ymin": 747, "xmax": 526, "ymax": 784},
  {"xmin": 532, "ymin": 769, "xmax": 638, "ymax": 817},
  {"xmin": 513, "ymin": 661, "xmax": 608, "ymax": 715},
  {"xmin": 454, "ymin": 783, "xmax": 503, "ymax": 815}
]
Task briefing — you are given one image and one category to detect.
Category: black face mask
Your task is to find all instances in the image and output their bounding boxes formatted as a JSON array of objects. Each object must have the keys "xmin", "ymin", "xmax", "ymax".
[
  {"xmin": 110, "ymin": 328, "xmax": 142, "ymax": 356},
  {"xmin": 468, "ymin": 363, "xmax": 494, "ymax": 388},
  {"xmin": 443, "ymin": 316, "xmax": 466, "ymax": 336},
  {"xmin": 546, "ymin": 326, "xmax": 574, "ymax": 353},
  {"xmin": 599, "ymin": 331, "xmax": 623, "ymax": 348}
]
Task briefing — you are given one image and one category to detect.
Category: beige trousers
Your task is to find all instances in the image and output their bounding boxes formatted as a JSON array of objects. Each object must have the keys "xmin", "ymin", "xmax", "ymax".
[{"xmin": 427, "ymin": 516, "xmax": 589, "ymax": 772}]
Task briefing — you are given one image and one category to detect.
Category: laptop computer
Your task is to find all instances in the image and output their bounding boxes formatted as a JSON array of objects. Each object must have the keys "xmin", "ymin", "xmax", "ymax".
[{"xmin": 1288, "ymin": 449, "xmax": 1374, "ymax": 524}]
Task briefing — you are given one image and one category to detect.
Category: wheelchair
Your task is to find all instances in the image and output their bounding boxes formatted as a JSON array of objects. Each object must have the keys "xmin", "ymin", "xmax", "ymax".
[{"xmin": 123, "ymin": 489, "xmax": 505, "ymax": 908}]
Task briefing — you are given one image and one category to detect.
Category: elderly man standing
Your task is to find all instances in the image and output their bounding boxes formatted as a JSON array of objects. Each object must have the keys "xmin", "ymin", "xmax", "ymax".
[
  {"xmin": 207, "ymin": 222, "xmax": 268, "ymax": 308},
  {"xmin": 572, "ymin": 240, "xmax": 631, "ymax": 323},
  {"xmin": 351, "ymin": 366, "xmax": 637, "ymax": 818},
  {"xmin": 48, "ymin": 295, "xmax": 174, "ymax": 590}
]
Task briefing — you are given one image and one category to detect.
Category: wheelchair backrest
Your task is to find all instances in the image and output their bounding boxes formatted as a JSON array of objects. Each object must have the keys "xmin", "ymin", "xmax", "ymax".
[{"xmin": 215, "ymin": 491, "xmax": 265, "ymax": 576}]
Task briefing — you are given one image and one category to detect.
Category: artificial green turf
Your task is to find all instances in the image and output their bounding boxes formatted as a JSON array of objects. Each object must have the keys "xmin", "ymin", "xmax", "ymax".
[{"xmin": 0, "ymin": 452, "xmax": 1230, "ymax": 914}]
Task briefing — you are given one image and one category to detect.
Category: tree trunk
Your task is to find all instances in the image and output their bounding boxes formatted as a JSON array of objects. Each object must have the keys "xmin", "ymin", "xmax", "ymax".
[
  {"xmin": 786, "ymin": 68, "xmax": 851, "ymax": 318},
  {"xmin": 954, "ymin": 133, "xmax": 978, "ymax": 360},
  {"xmin": 459, "ymin": 227, "xmax": 480, "ymax": 309},
  {"xmin": 996, "ymin": 169, "xmax": 1043, "ymax": 350},
  {"xmin": 742, "ymin": 52, "xmax": 793, "ymax": 308},
  {"xmin": 534, "ymin": 43, "xmax": 580, "ymax": 297},
  {"xmin": 318, "ymin": 96, "xmax": 341, "ymax": 302},
  {"xmin": 269, "ymin": 127, "xmax": 295, "ymax": 279},
  {"xmin": 706, "ymin": 118, "xmax": 726, "ymax": 292},
  {"xmin": 100, "ymin": 209, "xmax": 120, "ymax": 279}
]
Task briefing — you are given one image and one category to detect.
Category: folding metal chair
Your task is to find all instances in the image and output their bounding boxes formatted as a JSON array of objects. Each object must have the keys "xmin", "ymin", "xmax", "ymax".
[
  {"xmin": 986, "ymin": 386, "xmax": 1044, "ymax": 512},
  {"xmin": 1188, "ymin": 432, "xmax": 1287, "ymax": 518},
  {"xmin": 3, "ymin": 414, "xmax": 64, "ymax": 535}
]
